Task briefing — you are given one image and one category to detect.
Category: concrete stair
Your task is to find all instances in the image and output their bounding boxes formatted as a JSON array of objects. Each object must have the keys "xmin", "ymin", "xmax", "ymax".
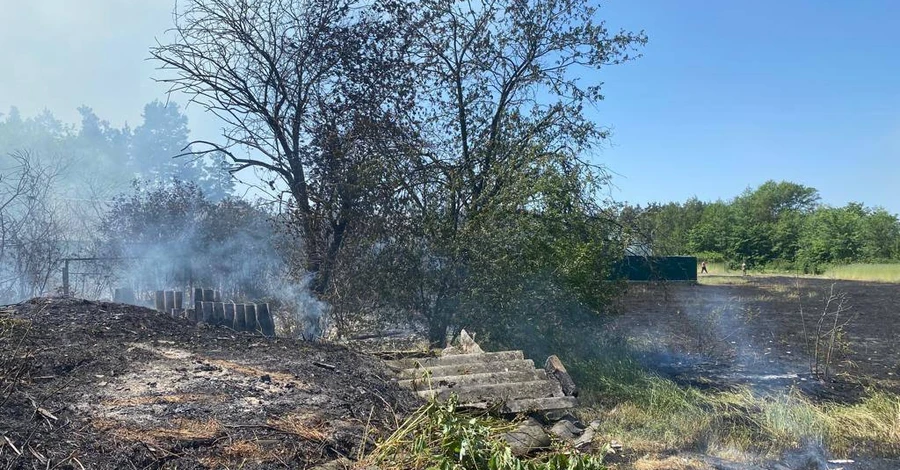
[{"xmin": 388, "ymin": 349, "xmax": 578, "ymax": 413}]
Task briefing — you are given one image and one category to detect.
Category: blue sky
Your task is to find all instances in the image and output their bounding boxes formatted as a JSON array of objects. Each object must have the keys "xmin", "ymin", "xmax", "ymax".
[
  {"xmin": 594, "ymin": 0, "xmax": 900, "ymax": 213},
  {"xmin": 0, "ymin": 0, "xmax": 897, "ymax": 213}
]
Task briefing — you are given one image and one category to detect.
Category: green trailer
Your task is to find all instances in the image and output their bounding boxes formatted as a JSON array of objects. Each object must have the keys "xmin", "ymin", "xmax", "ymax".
[{"xmin": 612, "ymin": 256, "xmax": 698, "ymax": 282}]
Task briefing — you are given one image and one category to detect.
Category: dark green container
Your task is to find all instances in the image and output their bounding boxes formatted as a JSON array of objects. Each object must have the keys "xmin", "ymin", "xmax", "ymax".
[{"xmin": 612, "ymin": 256, "xmax": 697, "ymax": 282}]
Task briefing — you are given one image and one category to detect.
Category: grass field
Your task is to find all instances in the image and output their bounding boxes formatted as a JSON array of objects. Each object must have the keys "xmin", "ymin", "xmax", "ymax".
[
  {"xmin": 697, "ymin": 262, "xmax": 900, "ymax": 284},
  {"xmin": 573, "ymin": 353, "xmax": 900, "ymax": 463},
  {"xmin": 824, "ymin": 263, "xmax": 900, "ymax": 283}
]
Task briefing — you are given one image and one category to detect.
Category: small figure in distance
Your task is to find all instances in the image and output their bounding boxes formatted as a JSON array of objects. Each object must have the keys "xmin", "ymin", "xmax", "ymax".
[
  {"xmin": 741, "ymin": 261, "xmax": 747, "ymax": 277},
  {"xmin": 700, "ymin": 261, "xmax": 709, "ymax": 274}
]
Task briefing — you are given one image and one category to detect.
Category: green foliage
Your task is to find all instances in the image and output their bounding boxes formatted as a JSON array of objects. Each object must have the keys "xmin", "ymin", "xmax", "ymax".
[
  {"xmin": 626, "ymin": 180, "xmax": 900, "ymax": 271},
  {"xmin": 367, "ymin": 397, "xmax": 606, "ymax": 470}
]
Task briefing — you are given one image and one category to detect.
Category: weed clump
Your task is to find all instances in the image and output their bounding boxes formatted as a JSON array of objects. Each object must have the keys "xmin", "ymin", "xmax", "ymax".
[{"xmin": 366, "ymin": 397, "xmax": 607, "ymax": 470}]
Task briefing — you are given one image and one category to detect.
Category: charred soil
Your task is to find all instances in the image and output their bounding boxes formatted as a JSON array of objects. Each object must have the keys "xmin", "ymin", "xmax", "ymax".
[
  {"xmin": 613, "ymin": 276, "xmax": 900, "ymax": 402},
  {"xmin": 0, "ymin": 297, "xmax": 420, "ymax": 469}
]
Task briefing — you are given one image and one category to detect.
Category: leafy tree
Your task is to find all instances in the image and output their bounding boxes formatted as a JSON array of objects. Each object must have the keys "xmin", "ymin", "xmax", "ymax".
[
  {"xmin": 688, "ymin": 201, "xmax": 737, "ymax": 258},
  {"xmin": 130, "ymin": 100, "xmax": 198, "ymax": 181},
  {"xmin": 858, "ymin": 208, "xmax": 900, "ymax": 261},
  {"xmin": 150, "ymin": 0, "xmax": 413, "ymax": 295},
  {"xmin": 130, "ymin": 100, "xmax": 234, "ymax": 198},
  {"xmin": 373, "ymin": 0, "xmax": 646, "ymax": 343}
]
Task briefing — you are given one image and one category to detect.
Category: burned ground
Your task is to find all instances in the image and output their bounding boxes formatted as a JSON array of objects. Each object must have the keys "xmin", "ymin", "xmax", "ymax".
[
  {"xmin": 0, "ymin": 297, "xmax": 420, "ymax": 469},
  {"xmin": 613, "ymin": 276, "xmax": 900, "ymax": 400}
]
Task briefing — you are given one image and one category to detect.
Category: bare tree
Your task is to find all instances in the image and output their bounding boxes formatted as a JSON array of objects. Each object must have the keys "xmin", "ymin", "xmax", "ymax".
[
  {"xmin": 0, "ymin": 151, "xmax": 67, "ymax": 302},
  {"xmin": 798, "ymin": 281, "xmax": 856, "ymax": 381},
  {"xmin": 150, "ymin": 0, "xmax": 414, "ymax": 296}
]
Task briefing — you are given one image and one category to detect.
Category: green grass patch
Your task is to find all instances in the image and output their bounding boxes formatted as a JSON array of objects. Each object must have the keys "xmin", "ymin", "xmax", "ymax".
[
  {"xmin": 366, "ymin": 397, "xmax": 607, "ymax": 470},
  {"xmin": 823, "ymin": 263, "xmax": 900, "ymax": 283},
  {"xmin": 566, "ymin": 337, "xmax": 900, "ymax": 460}
]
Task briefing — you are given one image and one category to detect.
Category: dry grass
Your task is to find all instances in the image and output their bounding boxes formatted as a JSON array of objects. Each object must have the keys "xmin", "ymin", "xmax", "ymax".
[
  {"xmin": 199, "ymin": 440, "xmax": 290, "ymax": 467},
  {"xmin": 824, "ymin": 264, "xmax": 900, "ymax": 283},
  {"xmin": 266, "ymin": 413, "xmax": 329, "ymax": 442},
  {"xmin": 697, "ymin": 275, "xmax": 750, "ymax": 286},
  {"xmin": 93, "ymin": 417, "xmax": 223, "ymax": 443},
  {"xmin": 630, "ymin": 455, "xmax": 711, "ymax": 470},
  {"xmin": 147, "ymin": 418, "xmax": 223, "ymax": 440},
  {"xmin": 203, "ymin": 358, "xmax": 302, "ymax": 385}
]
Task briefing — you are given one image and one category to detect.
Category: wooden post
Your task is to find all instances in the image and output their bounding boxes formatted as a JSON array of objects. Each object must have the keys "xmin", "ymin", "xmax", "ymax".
[
  {"xmin": 154, "ymin": 291, "xmax": 165, "ymax": 312},
  {"xmin": 245, "ymin": 304, "xmax": 258, "ymax": 333},
  {"xmin": 234, "ymin": 304, "xmax": 247, "ymax": 331},
  {"xmin": 224, "ymin": 302, "xmax": 235, "ymax": 326},
  {"xmin": 193, "ymin": 288, "xmax": 203, "ymax": 305},
  {"xmin": 256, "ymin": 303, "xmax": 276, "ymax": 338},
  {"xmin": 164, "ymin": 291, "xmax": 175, "ymax": 312},
  {"xmin": 201, "ymin": 301, "xmax": 214, "ymax": 323},
  {"xmin": 174, "ymin": 291, "xmax": 184, "ymax": 310},
  {"xmin": 193, "ymin": 299, "xmax": 203, "ymax": 323},
  {"xmin": 213, "ymin": 302, "xmax": 226, "ymax": 326}
]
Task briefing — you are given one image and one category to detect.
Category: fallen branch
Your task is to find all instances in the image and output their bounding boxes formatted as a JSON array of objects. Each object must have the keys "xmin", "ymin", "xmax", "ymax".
[{"xmin": 312, "ymin": 361, "xmax": 336, "ymax": 371}]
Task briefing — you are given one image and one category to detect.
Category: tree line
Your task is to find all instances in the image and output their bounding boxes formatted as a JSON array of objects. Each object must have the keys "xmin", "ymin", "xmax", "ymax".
[
  {"xmin": 0, "ymin": 102, "xmax": 233, "ymax": 201},
  {"xmin": 621, "ymin": 181, "xmax": 900, "ymax": 272}
]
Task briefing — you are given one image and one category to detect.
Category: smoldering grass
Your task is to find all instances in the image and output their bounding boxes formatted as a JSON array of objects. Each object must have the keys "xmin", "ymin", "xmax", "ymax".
[{"xmin": 571, "ymin": 349, "xmax": 900, "ymax": 460}]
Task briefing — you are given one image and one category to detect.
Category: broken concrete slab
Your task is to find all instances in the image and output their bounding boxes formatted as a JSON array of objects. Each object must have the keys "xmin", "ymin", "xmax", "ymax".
[
  {"xmin": 388, "ymin": 350, "xmax": 525, "ymax": 370},
  {"xmin": 417, "ymin": 379, "xmax": 562, "ymax": 402},
  {"xmin": 397, "ymin": 359, "xmax": 537, "ymax": 380},
  {"xmin": 503, "ymin": 418, "xmax": 551, "ymax": 456},
  {"xmin": 389, "ymin": 331, "xmax": 578, "ymax": 413},
  {"xmin": 549, "ymin": 419, "xmax": 583, "ymax": 441},
  {"xmin": 399, "ymin": 369, "xmax": 547, "ymax": 389},
  {"xmin": 441, "ymin": 329, "xmax": 484, "ymax": 355},
  {"xmin": 545, "ymin": 355, "xmax": 577, "ymax": 397}
]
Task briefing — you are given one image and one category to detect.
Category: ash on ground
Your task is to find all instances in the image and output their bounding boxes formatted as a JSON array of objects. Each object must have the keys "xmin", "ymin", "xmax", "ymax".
[{"xmin": 0, "ymin": 297, "xmax": 419, "ymax": 469}]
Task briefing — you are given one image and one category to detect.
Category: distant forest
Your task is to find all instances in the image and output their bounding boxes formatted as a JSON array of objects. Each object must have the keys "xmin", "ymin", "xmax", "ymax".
[
  {"xmin": 0, "ymin": 102, "xmax": 233, "ymax": 202},
  {"xmin": 621, "ymin": 181, "xmax": 900, "ymax": 272}
]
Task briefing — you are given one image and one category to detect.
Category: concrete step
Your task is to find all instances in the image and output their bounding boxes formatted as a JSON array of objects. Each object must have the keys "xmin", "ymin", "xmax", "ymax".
[
  {"xmin": 417, "ymin": 379, "xmax": 563, "ymax": 402},
  {"xmin": 399, "ymin": 369, "xmax": 548, "ymax": 390},
  {"xmin": 502, "ymin": 396, "xmax": 579, "ymax": 413},
  {"xmin": 386, "ymin": 351, "xmax": 525, "ymax": 370},
  {"xmin": 397, "ymin": 359, "xmax": 536, "ymax": 379}
]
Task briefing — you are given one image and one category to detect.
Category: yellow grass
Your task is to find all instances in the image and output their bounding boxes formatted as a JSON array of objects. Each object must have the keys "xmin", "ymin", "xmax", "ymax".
[
  {"xmin": 577, "ymin": 386, "xmax": 900, "ymax": 462},
  {"xmin": 93, "ymin": 417, "xmax": 223, "ymax": 443},
  {"xmin": 824, "ymin": 264, "xmax": 900, "ymax": 283},
  {"xmin": 266, "ymin": 413, "xmax": 329, "ymax": 442},
  {"xmin": 630, "ymin": 455, "xmax": 712, "ymax": 470}
]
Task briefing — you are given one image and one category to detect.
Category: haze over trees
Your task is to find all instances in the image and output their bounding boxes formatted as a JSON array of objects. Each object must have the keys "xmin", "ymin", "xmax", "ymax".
[
  {"xmin": 623, "ymin": 180, "xmax": 900, "ymax": 272},
  {"xmin": 0, "ymin": 102, "xmax": 234, "ymax": 303},
  {"xmin": 150, "ymin": 0, "xmax": 647, "ymax": 345}
]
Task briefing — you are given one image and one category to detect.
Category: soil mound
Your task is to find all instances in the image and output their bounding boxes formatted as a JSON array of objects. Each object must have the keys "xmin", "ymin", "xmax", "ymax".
[{"xmin": 0, "ymin": 297, "xmax": 419, "ymax": 469}]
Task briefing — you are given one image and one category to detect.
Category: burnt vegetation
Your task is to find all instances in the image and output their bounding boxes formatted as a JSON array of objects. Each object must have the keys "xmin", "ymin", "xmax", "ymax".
[{"xmin": 4, "ymin": 0, "xmax": 900, "ymax": 468}]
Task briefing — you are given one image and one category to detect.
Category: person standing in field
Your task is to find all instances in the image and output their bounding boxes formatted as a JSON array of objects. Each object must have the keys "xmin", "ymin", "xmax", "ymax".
[
  {"xmin": 741, "ymin": 261, "xmax": 747, "ymax": 276},
  {"xmin": 700, "ymin": 261, "xmax": 709, "ymax": 274}
]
